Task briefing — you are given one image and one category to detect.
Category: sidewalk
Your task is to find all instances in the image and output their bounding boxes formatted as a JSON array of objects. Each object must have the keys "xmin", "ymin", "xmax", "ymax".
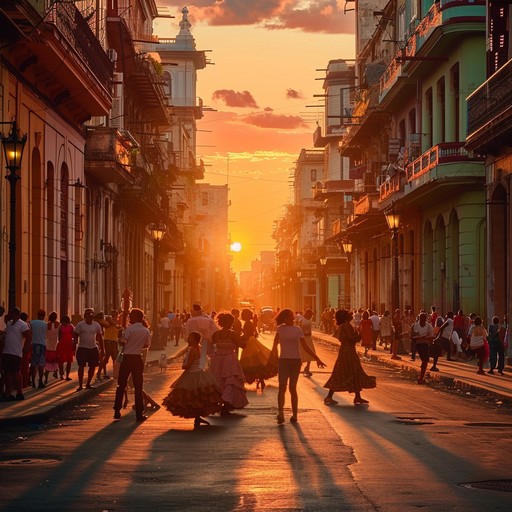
[
  {"xmin": 0, "ymin": 341, "xmax": 185, "ymax": 426},
  {"xmin": 312, "ymin": 329, "xmax": 512, "ymax": 404}
]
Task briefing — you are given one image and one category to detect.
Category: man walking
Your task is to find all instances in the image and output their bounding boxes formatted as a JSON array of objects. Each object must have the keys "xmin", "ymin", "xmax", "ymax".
[
  {"xmin": 30, "ymin": 309, "xmax": 47, "ymax": 388},
  {"xmin": 113, "ymin": 308, "xmax": 151, "ymax": 422},
  {"xmin": 1, "ymin": 307, "xmax": 30, "ymax": 400},
  {"xmin": 74, "ymin": 308, "xmax": 104, "ymax": 391},
  {"xmin": 369, "ymin": 310, "xmax": 380, "ymax": 351}
]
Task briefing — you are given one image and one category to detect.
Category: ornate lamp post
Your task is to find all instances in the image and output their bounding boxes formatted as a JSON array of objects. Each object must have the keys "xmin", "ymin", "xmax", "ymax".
[
  {"xmin": 149, "ymin": 222, "xmax": 166, "ymax": 348},
  {"xmin": 341, "ymin": 240, "xmax": 352, "ymax": 309},
  {"xmin": 385, "ymin": 207, "xmax": 406, "ymax": 356},
  {"xmin": 384, "ymin": 208, "xmax": 401, "ymax": 312},
  {"xmin": 1, "ymin": 121, "xmax": 27, "ymax": 310},
  {"xmin": 319, "ymin": 256, "xmax": 327, "ymax": 311}
]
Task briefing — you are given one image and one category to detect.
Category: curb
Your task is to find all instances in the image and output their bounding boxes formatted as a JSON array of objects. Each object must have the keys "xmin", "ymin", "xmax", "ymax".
[{"xmin": 0, "ymin": 379, "xmax": 115, "ymax": 427}]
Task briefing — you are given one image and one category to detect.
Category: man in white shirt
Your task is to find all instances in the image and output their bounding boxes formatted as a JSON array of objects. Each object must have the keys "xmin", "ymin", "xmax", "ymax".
[
  {"xmin": 437, "ymin": 311, "xmax": 455, "ymax": 362},
  {"xmin": 113, "ymin": 308, "xmax": 151, "ymax": 421},
  {"xmin": 74, "ymin": 308, "xmax": 104, "ymax": 391},
  {"xmin": 2, "ymin": 307, "xmax": 30, "ymax": 400},
  {"xmin": 369, "ymin": 311, "xmax": 380, "ymax": 350},
  {"xmin": 185, "ymin": 304, "xmax": 218, "ymax": 369},
  {"xmin": 411, "ymin": 312, "xmax": 435, "ymax": 384}
]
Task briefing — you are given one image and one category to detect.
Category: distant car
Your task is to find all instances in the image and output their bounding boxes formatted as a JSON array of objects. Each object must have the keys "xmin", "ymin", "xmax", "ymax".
[{"xmin": 259, "ymin": 307, "xmax": 275, "ymax": 333}]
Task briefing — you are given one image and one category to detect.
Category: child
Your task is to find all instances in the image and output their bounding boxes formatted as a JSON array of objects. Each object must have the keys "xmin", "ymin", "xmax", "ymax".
[
  {"xmin": 162, "ymin": 331, "xmax": 222, "ymax": 427},
  {"xmin": 159, "ymin": 353, "xmax": 168, "ymax": 372}
]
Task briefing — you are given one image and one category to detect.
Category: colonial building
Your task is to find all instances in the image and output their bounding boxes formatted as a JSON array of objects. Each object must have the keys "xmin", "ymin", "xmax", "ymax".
[
  {"xmin": 0, "ymin": 2, "xmax": 231, "ymax": 326},
  {"xmin": 0, "ymin": 0, "xmax": 112, "ymax": 317},
  {"xmin": 341, "ymin": 0, "xmax": 487, "ymax": 316},
  {"xmin": 466, "ymin": 0, "xmax": 512, "ymax": 321}
]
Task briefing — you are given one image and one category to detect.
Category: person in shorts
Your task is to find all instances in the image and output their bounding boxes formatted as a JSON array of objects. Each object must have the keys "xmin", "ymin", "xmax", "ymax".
[
  {"xmin": 1, "ymin": 307, "xmax": 31, "ymax": 400},
  {"xmin": 30, "ymin": 309, "xmax": 47, "ymax": 388},
  {"xmin": 74, "ymin": 308, "xmax": 104, "ymax": 391},
  {"xmin": 97, "ymin": 310, "xmax": 121, "ymax": 380}
]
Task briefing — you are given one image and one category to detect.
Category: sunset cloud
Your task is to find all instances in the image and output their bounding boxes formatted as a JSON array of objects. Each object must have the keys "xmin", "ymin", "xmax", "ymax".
[
  {"xmin": 241, "ymin": 110, "xmax": 307, "ymax": 130},
  {"xmin": 212, "ymin": 89, "xmax": 259, "ymax": 108},
  {"xmin": 286, "ymin": 88, "xmax": 304, "ymax": 99},
  {"xmin": 160, "ymin": 1, "xmax": 355, "ymax": 34}
]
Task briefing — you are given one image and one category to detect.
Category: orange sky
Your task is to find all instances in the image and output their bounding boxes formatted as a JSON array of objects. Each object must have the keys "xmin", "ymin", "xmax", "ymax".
[{"xmin": 154, "ymin": 2, "xmax": 356, "ymax": 274}]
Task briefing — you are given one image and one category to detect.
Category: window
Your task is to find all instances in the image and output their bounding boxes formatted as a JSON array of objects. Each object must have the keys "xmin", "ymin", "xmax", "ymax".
[
  {"xmin": 201, "ymin": 192, "xmax": 208, "ymax": 206},
  {"xmin": 310, "ymin": 169, "xmax": 317, "ymax": 182}
]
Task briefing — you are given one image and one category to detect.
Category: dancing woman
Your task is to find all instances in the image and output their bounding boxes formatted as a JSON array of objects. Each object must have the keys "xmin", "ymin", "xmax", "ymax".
[
  {"xmin": 324, "ymin": 309, "xmax": 376, "ymax": 406},
  {"xmin": 271, "ymin": 308, "xmax": 325, "ymax": 424}
]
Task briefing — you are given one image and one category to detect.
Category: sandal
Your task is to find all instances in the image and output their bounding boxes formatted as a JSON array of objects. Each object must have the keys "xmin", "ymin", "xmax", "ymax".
[
  {"xmin": 277, "ymin": 413, "xmax": 285, "ymax": 424},
  {"xmin": 324, "ymin": 397, "xmax": 338, "ymax": 405},
  {"xmin": 354, "ymin": 397, "xmax": 369, "ymax": 405},
  {"xmin": 290, "ymin": 416, "xmax": 298, "ymax": 423}
]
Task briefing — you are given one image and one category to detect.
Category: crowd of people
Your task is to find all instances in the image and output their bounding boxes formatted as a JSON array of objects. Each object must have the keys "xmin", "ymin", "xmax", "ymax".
[
  {"xmin": 3, "ymin": 300, "xmax": 504, "ymax": 427},
  {"xmin": 346, "ymin": 305, "xmax": 510, "ymax": 383},
  {"xmin": 0, "ymin": 306, "xmax": 127, "ymax": 402}
]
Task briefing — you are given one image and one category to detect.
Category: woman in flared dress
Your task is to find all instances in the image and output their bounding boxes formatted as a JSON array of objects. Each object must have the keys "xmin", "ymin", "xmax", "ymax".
[
  {"xmin": 324, "ymin": 309, "xmax": 376, "ymax": 406},
  {"xmin": 162, "ymin": 331, "xmax": 222, "ymax": 427},
  {"xmin": 239, "ymin": 308, "xmax": 278, "ymax": 389}
]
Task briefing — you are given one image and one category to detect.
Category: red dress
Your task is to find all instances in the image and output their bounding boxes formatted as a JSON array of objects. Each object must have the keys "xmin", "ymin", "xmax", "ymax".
[
  {"xmin": 359, "ymin": 319, "xmax": 373, "ymax": 348},
  {"xmin": 57, "ymin": 323, "xmax": 75, "ymax": 363}
]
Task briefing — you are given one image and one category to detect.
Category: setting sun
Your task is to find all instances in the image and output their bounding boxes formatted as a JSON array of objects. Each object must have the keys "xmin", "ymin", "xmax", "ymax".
[{"xmin": 230, "ymin": 242, "xmax": 242, "ymax": 252}]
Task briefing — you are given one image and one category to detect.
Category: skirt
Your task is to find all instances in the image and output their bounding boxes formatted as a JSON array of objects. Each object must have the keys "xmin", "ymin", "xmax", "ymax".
[
  {"xmin": 240, "ymin": 336, "xmax": 278, "ymax": 384},
  {"xmin": 162, "ymin": 370, "xmax": 223, "ymax": 419},
  {"xmin": 44, "ymin": 350, "xmax": 59, "ymax": 372},
  {"xmin": 324, "ymin": 342, "xmax": 376, "ymax": 393}
]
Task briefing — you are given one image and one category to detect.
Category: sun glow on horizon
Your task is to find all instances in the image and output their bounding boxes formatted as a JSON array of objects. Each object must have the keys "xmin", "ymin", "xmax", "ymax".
[{"xmin": 231, "ymin": 242, "xmax": 242, "ymax": 252}]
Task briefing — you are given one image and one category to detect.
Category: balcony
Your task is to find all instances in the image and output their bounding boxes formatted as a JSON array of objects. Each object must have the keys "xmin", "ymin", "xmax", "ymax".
[
  {"xmin": 374, "ymin": 142, "xmax": 484, "ymax": 205},
  {"xmin": 85, "ymin": 127, "xmax": 137, "ymax": 185},
  {"xmin": 313, "ymin": 180, "xmax": 355, "ymax": 200},
  {"xmin": 406, "ymin": 142, "xmax": 484, "ymax": 185},
  {"xmin": 466, "ymin": 58, "xmax": 512, "ymax": 154},
  {"xmin": 127, "ymin": 56, "xmax": 172, "ymax": 127},
  {"xmin": 178, "ymin": 158, "xmax": 205, "ymax": 180},
  {"xmin": 313, "ymin": 125, "xmax": 345, "ymax": 148},
  {"xmin": 379, "ymin": 172, "xmax": 404, "ymax": 202},
  {"xmin": 379, "ymin": 0, "xmax": 485, "ymax": 108},
  {"xmin": 339, "ymin": 86, "xmax": 389, "ymax": 156},
  {"xmin": 118, "ymin": 183, "xmax": 163, "ymax": 224},
  {"xmin": 1, "ymin": 0, "xmax": 113, "ymax": 124}
]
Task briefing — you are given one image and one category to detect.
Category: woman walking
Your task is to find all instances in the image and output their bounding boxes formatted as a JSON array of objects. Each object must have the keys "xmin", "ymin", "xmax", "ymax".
[
  {"xmin": 324, "ymin": 309, "xmax": 376, "ymax": 406},
  {"xmin": 271, "ymin": 308, "xmax": 325, "ymax": 425},
  {"xmin": 57, "ymin": 315, "xmax": 74, "ymax": 380}
]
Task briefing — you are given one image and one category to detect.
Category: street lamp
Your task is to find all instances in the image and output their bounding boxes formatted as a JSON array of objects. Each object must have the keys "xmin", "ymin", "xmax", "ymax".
[
  {"xmin": 149, "ymin": 222, "xmax": 166, "ymax": 349},
  {"xmin": 1, "ymin": 121, "xmax": 27, "ymax": 310},
  {"xmin": 341, "ymin": 240, "xmax": 353, "ymax": 308},
  {"xmin": 319, "ymin": 256, "xmax": 327, "ymax": 311},
  {"xmin": 384, "ymin": 208, "xmax": 401, "ymax": 311},
  {"xmin": 341, "ymin": 240, "xmax": 353, "ymax": 254},
  {"xmin": 385, "ymin": 207, "xmax": 404, "ymax": 357}
]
